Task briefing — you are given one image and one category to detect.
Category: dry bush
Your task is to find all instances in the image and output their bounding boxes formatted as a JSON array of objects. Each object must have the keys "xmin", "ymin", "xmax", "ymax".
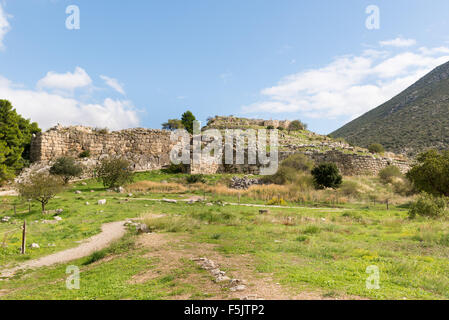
[{"xmin": 126, "ymin": 181, "xmax": 187, "ymax": 193}]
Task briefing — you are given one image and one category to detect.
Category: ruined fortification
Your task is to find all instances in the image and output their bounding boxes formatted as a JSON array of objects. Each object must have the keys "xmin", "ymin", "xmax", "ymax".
[
  {"xmin": 30, "ymin": 125, "xmax": 176, "ymax": 171},
  {"xmin": 29, "ymin": 118, "xmax": 411, "ymax": 176}
]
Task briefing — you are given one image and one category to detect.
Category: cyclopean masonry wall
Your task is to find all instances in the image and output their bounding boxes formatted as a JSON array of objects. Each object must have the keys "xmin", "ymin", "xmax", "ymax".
[
  {"xmin": 30, "ymin": 125, "xmax": 176, "ymax": 171},
  {"xmin": 30, "ymin": 125, "xmax": 411, "ymax": 176}
]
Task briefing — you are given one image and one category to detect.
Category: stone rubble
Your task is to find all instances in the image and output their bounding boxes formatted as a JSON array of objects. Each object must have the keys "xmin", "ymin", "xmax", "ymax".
[
  {"xmin": 192, "ymin": 257, "xmax": 247, "ymax": 293},
  {"xmin": 229, "ymin": 176, "xmax": 263, "ymax": 190}
]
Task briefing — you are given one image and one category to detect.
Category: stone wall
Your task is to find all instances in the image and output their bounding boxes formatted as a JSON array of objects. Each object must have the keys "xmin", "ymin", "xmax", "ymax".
[
  {"xmin": 205, "ymin": 116, "xmax": 291, "ymax": 130},
  {"xmin": 30, "ymin": 125, "xmax": 411, "ymax": 176},
  {"xmin": 30, "ymin": 125, "xmax": 176, "ymax": 171}
]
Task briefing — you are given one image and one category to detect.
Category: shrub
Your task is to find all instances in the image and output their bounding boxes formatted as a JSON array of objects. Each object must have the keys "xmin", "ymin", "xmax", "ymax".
[
  {"xmin": 311, "ymin": 163, "xmax": 342, "ymax": 189},
  {"xmin": 266, "ymin": 125, "xmax": 275, "ymax": 130},
  {"xmin": 16, "ymin": 172, "xmax": 65, "ymax": 212},
  {"xmin": 186, "ymin": 174, "xmax": 206, "ymax": 184},
  {"xmin": 49, "ymin": 157, "xmax": 83, "ymax": 184},
  {"xmin": 162, "ymin": 163, "xmax": 184, "ymax": 174},
  {"xmin": 406, "ymin": 150, "xmax": 449, "ymax": 197},
  {"xmin": 288, "ymin": 120, "xmax": 306, "ymax": 132},
  {"xmin": 339, "ymin": 181, "xmax": 360, "ymax": 197},
  {"xmin": 391, "ymin": 178, "xmax": 415, "ymax": 196},
  {"xmin": 281, "ymin": 154, "xmax": 314, "ymax": 172},
  {"xmin": 79, "ymin": 150, "xmax": 91, "ymax": 158},
  {"xmin": 95, "ymin": 157, "xmax": 134, "ymax": 189},
  {"xmin": 94, "ymin": 127, "xmax": 109, "ymax": 134},
  {"xmin": 409, "ymin": 193, "xmax": 448, "ymax": 219},
  {"xmin": 379, "ymin": 165, "xmax": 402, "ymax": 184},
  {"xmin": 263, "ymin": 154, "xmax": 314, "ymax": 185},
  {"xmin": 368, "ymin": 143, "xmax": 385, "ymax": 154},
  {"xmin": 266, "ymin": 197, "xmax": 287, "ymax": 206}
]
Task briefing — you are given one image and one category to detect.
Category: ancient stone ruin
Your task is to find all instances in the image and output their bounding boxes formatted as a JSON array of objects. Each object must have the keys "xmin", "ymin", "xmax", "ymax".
[{"xmin": 29, "ymin": 121, "xmax": 411, "ymax": 176}]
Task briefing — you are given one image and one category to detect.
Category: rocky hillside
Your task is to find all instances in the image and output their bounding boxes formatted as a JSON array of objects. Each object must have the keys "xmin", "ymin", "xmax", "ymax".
[
  {"xmin": 332, "ymin": 60, "xmax": 449, "ymax": 156},
  {"xmin": 205, "ymin": 116, "xmax": 406, "ymax": 161}
]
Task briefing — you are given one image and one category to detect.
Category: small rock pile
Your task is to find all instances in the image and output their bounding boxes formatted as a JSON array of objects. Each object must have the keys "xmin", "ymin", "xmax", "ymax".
[
  {"xmin": 229, "ymin": 176, "xmax": 262, "ymax": 190},
  {"xmin": 192, "ymin": 257, "xmax": 247, "ymax": 292},
  {"xmin": 1, "ymin": 216, "xmax": 11, "ymax": 223},
  {"xmin": 124, "ymin": 220, "xmax": 150, "ymax": 233}
]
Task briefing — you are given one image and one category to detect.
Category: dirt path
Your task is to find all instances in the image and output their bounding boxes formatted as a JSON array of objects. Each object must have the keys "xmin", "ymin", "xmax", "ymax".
[
  {"xmin": 0, "ymin": 220, "xmax": 127, "ymax": 278},
  {"xmin": 133, "ymin": 232, "xmax": 362, "ymax": 300}
]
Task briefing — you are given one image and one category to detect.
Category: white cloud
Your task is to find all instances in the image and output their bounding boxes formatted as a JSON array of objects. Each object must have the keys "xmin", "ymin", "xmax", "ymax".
[
  {"xmin": 379, "ymin": 37, "xmax": 417, "ymax": 47},
  {"xmin": 242, "ymin": 43, "xmax": 449, "ymax": 120},
  {"xmin": 0, "ymin": 72, "xmax": 139, "ymax": 130},
  {"xmin": 37, "ymin": 67, "xmax": 92, "ymax": 92},
  {"xmin": 100, "ymin": 75, "xmax": 125, "ymax": 95},
  {"xmin": 0, "ymin": 3, "xmax": 11, "ymax": 50}
]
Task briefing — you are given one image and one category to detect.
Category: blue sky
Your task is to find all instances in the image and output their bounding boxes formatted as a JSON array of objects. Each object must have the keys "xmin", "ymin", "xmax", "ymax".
[{"xmin": 1, "ymin": 0, "xmax": 449, "ymax": 133}]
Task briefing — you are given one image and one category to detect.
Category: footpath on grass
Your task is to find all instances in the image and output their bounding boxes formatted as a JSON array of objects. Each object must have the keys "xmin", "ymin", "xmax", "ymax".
[{"xmin": 0, "ymin": 220, "xmax": 127, "ymax": 278}]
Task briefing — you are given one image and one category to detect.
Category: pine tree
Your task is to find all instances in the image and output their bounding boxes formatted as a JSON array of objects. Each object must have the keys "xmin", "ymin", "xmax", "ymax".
[{"xmin": 0, "ymin": 100, "xmax": 40, "ymax": 183}]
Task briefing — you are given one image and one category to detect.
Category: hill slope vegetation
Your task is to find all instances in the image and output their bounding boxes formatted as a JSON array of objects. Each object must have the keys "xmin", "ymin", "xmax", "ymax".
[{"xmin": 332, "ymin": 60, "xmax": 449, "ymax": 156}]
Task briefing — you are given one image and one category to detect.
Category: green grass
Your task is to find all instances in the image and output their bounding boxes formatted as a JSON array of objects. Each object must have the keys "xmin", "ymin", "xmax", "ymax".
[{"xmin": 2, "ymin": 172, "xmax": 449, "ymax": 300}]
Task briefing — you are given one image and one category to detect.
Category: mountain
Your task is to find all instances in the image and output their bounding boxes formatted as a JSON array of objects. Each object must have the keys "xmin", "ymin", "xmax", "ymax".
[{"xmin": 331, "ymin": 60, "xmax": 449, "ymax": 156}]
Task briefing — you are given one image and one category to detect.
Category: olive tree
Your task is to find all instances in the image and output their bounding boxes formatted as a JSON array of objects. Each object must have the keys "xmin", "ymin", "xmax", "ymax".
[
  {"xmin": 17, "ymin": 172, "xmax": 65, "ymax": 212},
  {"xmin": 49, "ymin": 157, "xmax": 83, "ymax": 184},
  {"xmin": 95, "ymin": 157, "xmax": 134, "ymax": 189}
]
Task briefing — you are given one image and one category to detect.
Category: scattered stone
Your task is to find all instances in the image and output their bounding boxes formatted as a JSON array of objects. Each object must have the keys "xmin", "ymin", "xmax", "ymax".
[
  {"xmin": 215, "ymin": 275, "xmax": 231, "ymax": 283},
  {"xmin": 54, "ymin": 216, "xmax": 63, "ymax": 221},
  {"xmin": 81, "ymin": 182, "xmax": 87, "ymax": 186},
  {"xmin": 1, "ymin": 216, "xmax": 11, "ymax": 223},
  {"xmin": 56, "ymin": 208, "xmax": 63, "ymax": 214},
  {"xmin": 192, "ymin": 257, "xmax": 247, "ymax": 292},
  {"xmin": 85, "ymin": 202, "xmax": 90, "ymax": 205},
  {"xmin": 230, "ymin": 285, "xmax": 246, "ymax": 292},
  {"xmin": 47, "ymin": 243, "xmax": 56, "ymax": 247},
  {"xmin": 75, "ymin": 190, "xmax": 82, "ymax": 194},
  {"xmin": 127, "ymin": 193, "xmax": 133, "ymax": 197},
  {"xmin": 135, "ymin": 223, "xmax": 150, "ymax": 234},
  {"xmin": 230, "ymin": 176, "xmax": 262, "ymax": 190},
  {"xmin": 90, "ymin": 190, "xmax": 95, "ymax": 193},
  {"xmin": 116, "ymin": 186, "xmax": 125, "ymax": 193},
  {"xmin": 162, "ymin": 198, "xmax": 177, "ymax": 204},
  {"xmin": 206, "ymin": 203, "xmax": 213, "ymax": 206},
  {"xmin": 98, "ymin": 199, "xmax": 107, "ymax": 205},
  {"xmin": 241, "ymin": 294, "xmax": 260, "ymax": 300},
  {"xmin": 30, "ymin": 243, "xmax": 40, "ymax": 249}
]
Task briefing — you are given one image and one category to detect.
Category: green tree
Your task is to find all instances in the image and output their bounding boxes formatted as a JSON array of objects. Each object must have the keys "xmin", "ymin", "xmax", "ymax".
[
  {"xmin": 406, "ymin": 150, "xmax": 449, "ymax": 197},
  {"xmin": 95, "ymin": 157, "xmax": 134, "ymax": 189},
  {"xmin": 181, "ymin": 111, "xmax": 196, "ymax": 134},
  {"xmin": 0, "ymin": 100, "xmax": 40, "ymax": 183},
  {"xmin": 49, "ymin": 157, "xmax": 84, "ymax": 184},
  {"xmin": 288, "ymin": 120, "xmax": 306, "ymax": 133},
  {"xmin": 17, "ymin": 172, "xmax": 65, "ymax": 212},
  {"xmin": 311, "ymin": 163, "xmax": 343, "ymax": 189},
  {"xmin": 162, "ymin": 119, "xmax": 184, "ymax": 131},
  {"xmin": 368, "ymin": 143, "xmax": 385, "ymax": 154}
]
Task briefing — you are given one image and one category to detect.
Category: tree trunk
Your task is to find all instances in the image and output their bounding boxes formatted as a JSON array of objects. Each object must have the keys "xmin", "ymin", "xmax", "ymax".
[{"xmin": 41, "ymin": 202, "xmax": 46, "ymax": 212}]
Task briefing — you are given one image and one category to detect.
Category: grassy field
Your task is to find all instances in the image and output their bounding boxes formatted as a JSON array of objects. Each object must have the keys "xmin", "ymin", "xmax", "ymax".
[{"xmin": 1, "ymin": 171, "xmax": 449, "ymax": 300}]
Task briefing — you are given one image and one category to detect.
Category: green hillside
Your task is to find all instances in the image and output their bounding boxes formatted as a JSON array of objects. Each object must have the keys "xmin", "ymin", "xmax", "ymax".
[{"xmin": 332, "ymin": 60, "xmax": 449, "ymax": 156}]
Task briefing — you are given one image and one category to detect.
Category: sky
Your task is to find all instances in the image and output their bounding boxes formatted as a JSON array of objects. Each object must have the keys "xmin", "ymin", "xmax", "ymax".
[{"xmin": 0, "ymin": 0, "xmax": 449, "ymax": 134}]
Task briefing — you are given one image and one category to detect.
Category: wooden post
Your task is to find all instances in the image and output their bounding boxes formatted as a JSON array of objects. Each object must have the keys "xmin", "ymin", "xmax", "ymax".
[
  {"xmin": 21, "ymin": 220, "xmax": 26, "ymax": 255},
  {"xmin": 386, "ymin": 199, "xmax": 389, "ymax": 210}
]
